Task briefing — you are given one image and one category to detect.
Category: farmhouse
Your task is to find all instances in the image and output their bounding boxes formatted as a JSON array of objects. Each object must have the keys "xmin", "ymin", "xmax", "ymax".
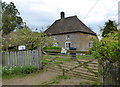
[{"xmin": 45, "ymin": 12, "xmax": 97, "ymax": 51}]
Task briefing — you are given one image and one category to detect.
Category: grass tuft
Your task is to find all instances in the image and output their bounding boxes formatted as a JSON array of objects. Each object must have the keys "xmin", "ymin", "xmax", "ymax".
[{"xmin": 41, "ymin": 75, "xmax": 71, "ymax": 85}]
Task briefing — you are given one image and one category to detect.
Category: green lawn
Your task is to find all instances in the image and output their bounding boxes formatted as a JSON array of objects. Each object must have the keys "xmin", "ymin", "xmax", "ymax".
[
  {"xmin": 76, "ymin": 55, "xmax": 94, "ymax": 59},
  {"xmin": 43, "ymin": 54, "xmax": 94, "ymax": 64},
  {"xmin": 56, "ymin": 58, "xmax": 71, "ymax": 62},
  {"xmin": 41, "ymin": 75, "xmax": 71, "ymax": 85},
  {"xmin": 43, "ymin": 54, "xmax": 94, "ymax": 59},
  {"xmin": 2, "ymin": 68, "xmax": 45, "ymax": 79}
]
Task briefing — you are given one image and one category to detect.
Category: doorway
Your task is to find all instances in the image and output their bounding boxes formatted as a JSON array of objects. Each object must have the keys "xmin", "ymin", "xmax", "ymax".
[{"xmin": 65, "ymin": 42, "xmax": 71, "ymax": 50}]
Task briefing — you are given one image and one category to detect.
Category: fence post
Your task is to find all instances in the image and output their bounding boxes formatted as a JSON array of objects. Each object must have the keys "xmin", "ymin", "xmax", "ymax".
[
  {"xmin": 100, "ymin": 61, "xmax": 120, "ymax": 85},
  {"xmin": 116, "ymin": 64, "xmax": 120, "ymax": 85},
  {"xmin": 38, "ymin": 46, "xmax": 42, "ymax": 69},
  {"xmin": 98, "ymin": 59, "xmax": 103, "ymax": 84},
  {"xmin": 0, "ymin": 52, "xmax": 2, "ymax": 65}
]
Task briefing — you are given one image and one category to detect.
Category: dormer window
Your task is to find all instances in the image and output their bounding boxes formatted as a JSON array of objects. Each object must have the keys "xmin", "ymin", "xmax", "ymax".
[{"xmin": 66, "ymin": 35, "xmax": 70, "ymax": 40}]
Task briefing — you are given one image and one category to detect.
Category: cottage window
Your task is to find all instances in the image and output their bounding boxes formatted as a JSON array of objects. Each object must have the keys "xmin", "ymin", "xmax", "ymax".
[
  {"xmin": 66, "ymin": 35, "xmax": 70, "ymax": 40},
  {"xmin": 53, "ymin": 36, "xmax": 57, "ymax": 40},
  {"xmin": 89, "ymin": 41, "xmax": 93, "ymax": 48},
  {"xmin": 53, "ymin": 43, "xmax": 58, "ymax": 47}
]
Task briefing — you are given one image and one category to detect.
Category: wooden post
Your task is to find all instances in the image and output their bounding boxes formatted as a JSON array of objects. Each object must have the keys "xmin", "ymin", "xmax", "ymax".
[
  {"xmin": 62, "ymin": 69, "xmax": 65, "ymax": 76},
  {"xmin": 0, "ymin": 0, "xmax": 2, "ymax": 64},
  {"xmin": 98, "ymin": 59, "xmax": 103, "ymax": 84},
  {"xmin": 38, "ymin": 46, "xmax": 42, "ymax": 69},
  {"xmin": 0, "ymin": 1, "xmax": 2, "ymax": 86}
]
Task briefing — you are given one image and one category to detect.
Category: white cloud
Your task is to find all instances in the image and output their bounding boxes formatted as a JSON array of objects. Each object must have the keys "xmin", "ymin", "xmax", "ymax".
[{"xmin": 2, "ymin": 0, "xmax": 120, "ymax": 33}]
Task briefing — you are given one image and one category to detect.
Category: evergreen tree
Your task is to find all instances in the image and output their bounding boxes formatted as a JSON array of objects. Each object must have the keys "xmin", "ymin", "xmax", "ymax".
[{"xmin": 101, "ymin": 20, "xmax": 118, "ymax": 37}]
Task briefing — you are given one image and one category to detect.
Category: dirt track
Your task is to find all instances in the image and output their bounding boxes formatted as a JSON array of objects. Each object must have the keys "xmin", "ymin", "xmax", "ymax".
[
  {"xmin": 2, "ymin": 58, "xmax": 98, "ymax": 85},
  {"xmin": 2, "ymin": 70, "xmax": 92, "ymax": 85},
  {"xmin": 3, "ymin": 70, "xmax": 59, "ymax": 85}
]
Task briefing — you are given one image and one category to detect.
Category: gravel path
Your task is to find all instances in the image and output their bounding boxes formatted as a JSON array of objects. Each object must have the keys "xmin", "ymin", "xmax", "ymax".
[
  {"xmin": 57, "ymin": 77, "xmax": 91, "ymax": 85},
  {"xmin": 2, "ymin": 70, "xmax": 59, "ymax": 85}
]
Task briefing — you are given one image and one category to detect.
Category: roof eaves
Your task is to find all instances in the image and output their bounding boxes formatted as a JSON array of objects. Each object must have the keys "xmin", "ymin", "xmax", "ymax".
[{"xmin": 48, "ymin": 31, "xmax": 96, "ymax": 36}]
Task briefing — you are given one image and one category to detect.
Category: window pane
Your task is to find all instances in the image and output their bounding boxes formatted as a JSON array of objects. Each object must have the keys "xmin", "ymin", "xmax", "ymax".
[{"xmin": 66, "ymin": 35, "xmax": 70, "ymax": 40}]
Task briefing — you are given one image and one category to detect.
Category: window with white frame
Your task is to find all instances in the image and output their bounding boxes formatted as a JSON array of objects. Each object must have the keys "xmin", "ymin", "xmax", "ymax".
[
  {"xmin": 89, "ymin": 41, "xmax": 93, "ymax": 48},
  {"xmin": 66, "ymin": 35, "xmax": 70, "ymax": 40},
  {"xmin": 53, "ymin": 36, "xmax": 57, "ymax": 40},
  {"xmin": 53, "ymin": 43, "xmax": 58, "ymax": 47}
]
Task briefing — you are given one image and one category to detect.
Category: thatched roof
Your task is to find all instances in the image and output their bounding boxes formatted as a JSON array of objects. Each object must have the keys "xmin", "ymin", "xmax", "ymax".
[{"xmin": 44, "ymin": 15, "xmax": 96, "ymax": 35}]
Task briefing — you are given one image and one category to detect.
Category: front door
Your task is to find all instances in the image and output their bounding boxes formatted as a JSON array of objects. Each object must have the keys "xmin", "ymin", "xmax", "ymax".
[{"xmin": 65, "ymin": 42, "xmax": 71, "ymax": 50}]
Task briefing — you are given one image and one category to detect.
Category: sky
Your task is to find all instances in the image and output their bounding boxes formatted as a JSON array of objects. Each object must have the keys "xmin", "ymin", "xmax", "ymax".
[{"xmin": 2, "ymin": 0, "xmax": 120, "ymax": 34}]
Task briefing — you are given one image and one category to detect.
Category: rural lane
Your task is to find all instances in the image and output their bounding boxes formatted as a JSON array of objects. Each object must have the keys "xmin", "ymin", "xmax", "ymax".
[{"xmin": 2, "ymin": 70, "xmax": 59, "ymax": 85}]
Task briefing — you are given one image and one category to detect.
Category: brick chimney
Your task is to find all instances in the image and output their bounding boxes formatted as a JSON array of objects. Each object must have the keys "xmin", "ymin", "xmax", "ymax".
[{"xmin": 60, "ymin": 12, "xmax": 65, "ymax": 19}]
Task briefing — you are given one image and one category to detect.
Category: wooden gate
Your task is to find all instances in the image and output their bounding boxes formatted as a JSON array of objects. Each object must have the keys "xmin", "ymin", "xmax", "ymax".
[{"xmin": 42, "ymin": 53, "xmax": 99, "ymax": 82}]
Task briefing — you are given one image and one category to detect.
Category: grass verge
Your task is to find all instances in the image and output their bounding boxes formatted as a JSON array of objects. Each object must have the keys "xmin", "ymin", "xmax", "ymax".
[
  {"xmin": 41, "ymin": 75, "xmax": 71, "ymax": 85},
  {"xmin": 79, "ymin": 81, "xmax": 103, "ymax": 85},
  {"xmin": 2, "ymin": 66, "xmax": 45, "ymax": 79},
  {"xmin": 77, "ymin": 55, "xmax": 94, "ymax": 59}
]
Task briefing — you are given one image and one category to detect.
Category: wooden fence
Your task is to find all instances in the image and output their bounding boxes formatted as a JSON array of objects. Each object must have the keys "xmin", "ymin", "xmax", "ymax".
[
  {"xmin": 99, "ymin": 60, "xmax": 120, "ymax": 85},
  {"xmin": 1, "ymin": 48, "xmax": 42, "ymax": 68}
]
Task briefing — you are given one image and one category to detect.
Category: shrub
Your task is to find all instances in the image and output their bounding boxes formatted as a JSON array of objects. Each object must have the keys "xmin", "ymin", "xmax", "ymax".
[
  {"xmin": 2, "ymin": 66, "xmax": 12, "ymax": 76},
  {"xmin": 89, "ymin": 32, "xmax": 120, "ymax": 64},
  {"xmin": 21, "ymin": 66, "xmax": 37, "ymax": 74},
  {"xmin": 43, "ymin": 46, "xmax": 61, "ymax": 50},
  {"xmin": 2, "ymin": 65, "xmax": 37, "ymax": 76},
  {"xmin": 12, "ymin": 66, "xmax": 23, "ymax": 74}
]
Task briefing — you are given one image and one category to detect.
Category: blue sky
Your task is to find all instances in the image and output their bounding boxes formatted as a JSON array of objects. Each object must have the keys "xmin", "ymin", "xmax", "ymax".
[{"xmin": 2, "ymin": 0, "xmax": 120, "ymax": 34}]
